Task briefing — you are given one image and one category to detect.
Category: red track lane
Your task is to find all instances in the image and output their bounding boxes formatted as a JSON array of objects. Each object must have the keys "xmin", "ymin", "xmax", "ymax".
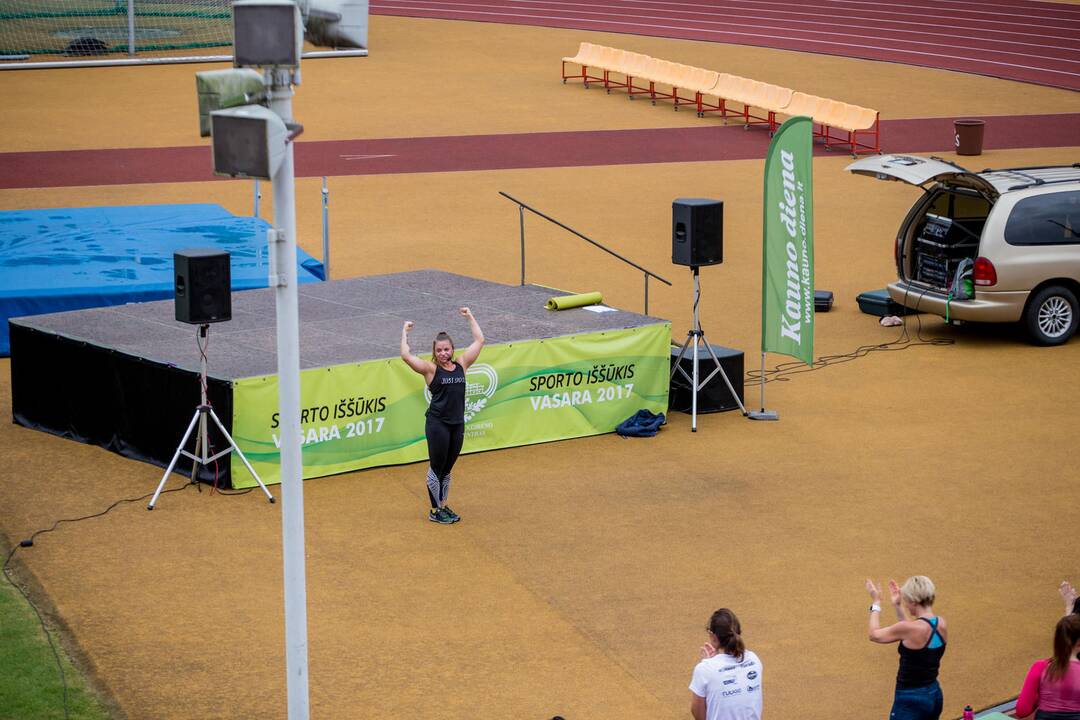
[
  {"xmin": 369, "ymin": 0, "xmax": 1080, "ymax": 90},
  {"xmin": 2, "ymin": 114, "xmax": 1078, "ymax": 190}
]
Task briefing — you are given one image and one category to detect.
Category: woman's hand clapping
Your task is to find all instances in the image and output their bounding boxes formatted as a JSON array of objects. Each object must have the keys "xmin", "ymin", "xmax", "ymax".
[
  {"xmin": 888, "ymin": 579, "xmax": 903, "ymax": 608},
  {"xmin": 865, "ymin": 578, "xmax": 882, "ymax": 603}
]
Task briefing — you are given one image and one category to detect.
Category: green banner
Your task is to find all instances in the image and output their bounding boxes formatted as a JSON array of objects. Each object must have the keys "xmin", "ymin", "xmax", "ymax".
[
  {"xmin": 229, "ymin": 323, "xmax": 671, "ymax": 487},
  {"xmin": 761, "ymin": 116, "xmax": 815, "ymax": 365}
]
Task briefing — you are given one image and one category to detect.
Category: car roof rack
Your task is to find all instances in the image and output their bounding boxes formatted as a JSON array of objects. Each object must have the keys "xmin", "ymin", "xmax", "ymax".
[
  {"xmin": 977, "ymin": 163, "xmax": 1080, "ymax": 192},
  {"xmin": 978, "ymin": 163, "xmax": 1080, "ymax": 172}
]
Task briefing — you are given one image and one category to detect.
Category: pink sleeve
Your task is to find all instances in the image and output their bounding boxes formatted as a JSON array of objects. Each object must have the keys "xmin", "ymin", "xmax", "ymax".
[{"xmin": 1016, "ymin": 659, "xmax": 1048, "ymax": 718}]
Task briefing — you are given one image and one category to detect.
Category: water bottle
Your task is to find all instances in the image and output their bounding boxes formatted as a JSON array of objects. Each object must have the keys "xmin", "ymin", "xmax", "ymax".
[{"xmin": 963, "ymin": 705, "xmax": 974, "ymax": 720}]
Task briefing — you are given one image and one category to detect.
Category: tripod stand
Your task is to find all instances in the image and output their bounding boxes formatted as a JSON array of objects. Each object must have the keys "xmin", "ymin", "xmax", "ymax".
[
  {"xmin": 670, "ymin": 266, "xmax": 750, "ymax": 431},
  {"xmin": 148, "ymin": 324, "xmax": 275, "ymax": 510}
]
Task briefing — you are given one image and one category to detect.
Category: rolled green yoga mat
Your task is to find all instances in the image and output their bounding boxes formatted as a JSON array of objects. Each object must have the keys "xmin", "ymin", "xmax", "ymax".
[{"xmin": 546, "ymin": 291, "xmax": 603, "ymax": 310}]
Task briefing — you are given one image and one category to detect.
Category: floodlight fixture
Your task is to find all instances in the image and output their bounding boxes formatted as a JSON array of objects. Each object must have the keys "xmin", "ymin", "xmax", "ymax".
[
  {"xmin": 195, "ymin": 68, "xmax": 267, "ymax": 137},
  {"xmin": 210, "ymin": 104, "xmax": 289, "ymax": 180},
  {"xmin": 233, "ymin": 0, "xmax": 304, "ymax": 69},
  {"xmin": 300, "ymin": 0, "xmax": 369, "ymax": 49}
]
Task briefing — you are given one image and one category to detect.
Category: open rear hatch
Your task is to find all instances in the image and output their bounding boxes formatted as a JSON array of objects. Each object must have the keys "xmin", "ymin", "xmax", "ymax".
[
  {"xmin": 847, "ymin": 155, "xmax": 997, "ymax": 293},
  {"xmin": 846, "ymin": 155, "xmax": 999, "ymax": 200}
]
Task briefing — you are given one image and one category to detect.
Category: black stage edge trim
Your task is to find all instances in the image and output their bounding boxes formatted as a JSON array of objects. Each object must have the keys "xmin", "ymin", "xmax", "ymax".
[{"xmin": 10, "ymin": 322, "xmax": 234, "ymax": 486}]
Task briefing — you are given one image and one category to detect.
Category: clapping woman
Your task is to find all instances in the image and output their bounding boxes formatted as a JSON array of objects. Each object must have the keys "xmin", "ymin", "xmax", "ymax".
[
  {"xmin": 865, "ymin": 576, "xmax": 948, "ymax": 720},
  {"xmin": 689, "ymin": 608, "xmax": 763, "ymax": 720}
]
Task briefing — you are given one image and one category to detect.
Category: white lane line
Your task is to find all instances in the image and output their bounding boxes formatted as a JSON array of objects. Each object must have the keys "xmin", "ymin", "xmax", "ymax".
[
  {"xmin": 393, "ymin": 0, "xmax": 1080, "ymax": 22},
  {"xmin": 340, "ymin": 154, "xmax": 398, "ymax": 160},
  {"xmin": 372, "ymin": 3, "xmax": 1080, "ymax": 77},
  {"xmin": 375, "ymin": 0, "xmax": 1080, "ymax": 37},
  {"xmin": 605, "ymin": 0, "xmax": 1080, "ymax": 24},
  {"xmin": 806, "ymin": 0, "xmax": 1080, "ymax": 19},
  {"xmin": 374, "ymin": 0, "xmax": 1080, "ymax": 57}
]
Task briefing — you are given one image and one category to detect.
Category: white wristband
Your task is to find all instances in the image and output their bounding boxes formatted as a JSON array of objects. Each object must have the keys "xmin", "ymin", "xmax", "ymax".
[{"xmin": 870, "ymin": 603, "xmax": 881, "ymax": 613}]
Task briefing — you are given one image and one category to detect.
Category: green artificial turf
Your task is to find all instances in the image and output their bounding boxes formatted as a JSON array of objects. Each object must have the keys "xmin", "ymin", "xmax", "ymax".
[{"xmin": 0, "ymin": 567, "xmax": 112, "ymax": 720}]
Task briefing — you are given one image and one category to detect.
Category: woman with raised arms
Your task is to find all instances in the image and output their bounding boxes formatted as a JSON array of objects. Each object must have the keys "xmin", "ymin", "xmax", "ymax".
[{"xmin": 400, "ymin": 307, "xmax": 484, "ymax": 524}]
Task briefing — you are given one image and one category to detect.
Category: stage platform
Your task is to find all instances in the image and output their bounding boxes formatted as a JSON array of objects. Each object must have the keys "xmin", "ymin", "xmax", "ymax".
[{"xmin": 10, "ymin": 271, "xmax": 672, "ymax": 487}]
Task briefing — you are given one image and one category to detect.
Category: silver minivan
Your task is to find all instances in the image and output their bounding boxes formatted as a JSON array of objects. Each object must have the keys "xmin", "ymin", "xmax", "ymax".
[{"xmin": 848, "ymin": 155, "xmax": 1080, "ymax": 345}]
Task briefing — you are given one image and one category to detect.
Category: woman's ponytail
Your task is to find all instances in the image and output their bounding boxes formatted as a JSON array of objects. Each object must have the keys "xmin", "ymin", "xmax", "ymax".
[{"xmin": 708, "ymin": 608, "xmax": 746, "ymax": 662}]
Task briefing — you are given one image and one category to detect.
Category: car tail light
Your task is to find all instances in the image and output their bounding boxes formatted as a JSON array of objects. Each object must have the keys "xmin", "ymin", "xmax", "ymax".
[{"xmin": 973, "ymin": 257, "xmax": 997, "ymax": 286}]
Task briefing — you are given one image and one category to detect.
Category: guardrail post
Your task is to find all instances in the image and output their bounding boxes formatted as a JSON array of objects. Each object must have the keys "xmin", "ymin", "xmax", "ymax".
[
  {"xmin": 321, "ymin": 176, "xmax": 329, "ymax": 280},
  {"xmin": 519, "ymin": 204, "xmax": 526, "ymax": 286},
  {"xmin": 127, "ymin": 0, "xmax": 136, "ymax": 57}
]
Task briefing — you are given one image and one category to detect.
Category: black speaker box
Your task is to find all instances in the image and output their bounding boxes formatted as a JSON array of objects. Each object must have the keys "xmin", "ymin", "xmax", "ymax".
[
  {"xmin": 669, "ymin": 345, "xmax": 744, "ymax": 413},
  {"xmin": 672, "ymin": 198, "xmax": 723, "ymax": 267},
  {"xmin": 174, "ymin": 249, "xmax": 231, "ymax": 324}
]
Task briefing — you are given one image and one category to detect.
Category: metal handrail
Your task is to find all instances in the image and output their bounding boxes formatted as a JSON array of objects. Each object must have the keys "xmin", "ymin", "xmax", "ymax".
[{"xmin": 499, "ymin": 191, "xmax": 671, "ymax": 315}]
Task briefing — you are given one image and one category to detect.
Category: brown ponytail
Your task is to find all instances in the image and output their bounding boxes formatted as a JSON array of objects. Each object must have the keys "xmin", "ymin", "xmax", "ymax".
[
  {"xmin": 708, "ymin": 608, "xmax": 746, "ymax": 662},
  {"xmin": 1047, "ymin": 614, "xmax": 1080, "ymax": 682}
]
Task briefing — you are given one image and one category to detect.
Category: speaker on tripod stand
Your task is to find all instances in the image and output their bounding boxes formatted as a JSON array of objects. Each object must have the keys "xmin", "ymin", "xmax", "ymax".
[
  {"xmin": 668, "ymin": 198, "xmax": 750, "ymax": 430},
  {"xmin": 148, "ymin": 250, "xmax": 273, "ymax": 509}
]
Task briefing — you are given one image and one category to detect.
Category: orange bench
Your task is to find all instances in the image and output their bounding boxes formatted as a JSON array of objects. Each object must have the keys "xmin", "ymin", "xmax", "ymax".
[
  {"xmin": 817, "ymin": 101, "xmax": 881, "ymax": 155},
  {"xmin": 561, "ymin": 42, "xmax": 607, "ymax": 86},
  {"xmin": 560, "ymin": 43, "xmax": 882, "ymax": 154},
  {"xmin": 704, "ymin": 76, "xmax": 794, "ymax": 132}
]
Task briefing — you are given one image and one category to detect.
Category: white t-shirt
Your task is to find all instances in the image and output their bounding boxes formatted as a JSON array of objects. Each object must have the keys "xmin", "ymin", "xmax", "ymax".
[{"xmin": 688, "ymin": 650, "xmax": 763, "ymax": 720}]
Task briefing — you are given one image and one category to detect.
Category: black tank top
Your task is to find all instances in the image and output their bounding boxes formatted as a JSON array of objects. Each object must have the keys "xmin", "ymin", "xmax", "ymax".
[
  {"xmin": 896, "ymin": 617, "xmax": 946, "ymax": 688},
  {"xmin": 427, "ymin": 362, "xmax": 466, "ymax": 424}
]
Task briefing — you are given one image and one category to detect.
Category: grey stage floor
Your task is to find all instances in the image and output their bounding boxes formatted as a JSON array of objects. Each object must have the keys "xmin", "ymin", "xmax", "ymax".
[{"xmin": 12, "ymin": 270, "xmax": 667, "ymax": 380}]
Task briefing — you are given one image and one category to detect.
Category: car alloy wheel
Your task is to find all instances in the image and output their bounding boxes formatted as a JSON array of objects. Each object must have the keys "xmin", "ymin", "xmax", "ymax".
[
  {"xmin": 1025, "ymin": 285, "xmax": 1079, "ymax": 346},
  {"xmin": 1038, "ymin": 296, "xmax": 1073, "ymax": 339}
]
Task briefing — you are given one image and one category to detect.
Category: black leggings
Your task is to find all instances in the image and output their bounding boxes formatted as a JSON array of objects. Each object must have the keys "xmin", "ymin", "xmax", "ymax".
[{"xmin": 425, "ymin": 416, "xmax": 464, "ymax": 508}]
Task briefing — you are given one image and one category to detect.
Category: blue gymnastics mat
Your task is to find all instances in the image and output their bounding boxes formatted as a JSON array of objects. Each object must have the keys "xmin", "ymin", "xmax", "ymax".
[{"xmin": 0, "ymin": 204, "xmax": 325, "ymax": 355}]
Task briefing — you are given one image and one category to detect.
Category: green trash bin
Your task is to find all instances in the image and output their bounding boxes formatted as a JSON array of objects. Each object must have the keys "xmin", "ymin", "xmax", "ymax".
[{"xmin": 954, "ymin": 119, "xmax": 985, "ymax": 156}]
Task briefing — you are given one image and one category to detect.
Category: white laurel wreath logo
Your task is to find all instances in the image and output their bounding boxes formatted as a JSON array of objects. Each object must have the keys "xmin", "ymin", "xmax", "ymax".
[{"xmin": 464, "ymin": 396, "xmax": 487, "ymax": 423}]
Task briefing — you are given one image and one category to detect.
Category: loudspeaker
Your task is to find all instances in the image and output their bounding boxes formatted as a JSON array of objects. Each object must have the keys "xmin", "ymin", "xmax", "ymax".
[
  {"xmin": 669, "ymin": 345, "xmax": 744, "ymax": 413},
  {"xmin": 174, "ymin": 249, "xmax": 231, "ymax": 324},
  {"xmin": 672, "ymin": 198, "xmax": 723, "ymax": 267}
]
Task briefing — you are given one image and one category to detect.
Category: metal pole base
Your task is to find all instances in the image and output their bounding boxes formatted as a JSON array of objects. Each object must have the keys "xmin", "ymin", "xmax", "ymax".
[
  {"xmin": 748, "ymin": 409, "xmax": 779, "ymax": 421},
  {"xmin": 148, "ymin": 405, "xmax": 275, "ymax": 510}
]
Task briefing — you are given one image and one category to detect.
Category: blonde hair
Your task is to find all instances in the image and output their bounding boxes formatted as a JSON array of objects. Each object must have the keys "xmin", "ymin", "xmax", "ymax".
[{"xmin": 900, "ymin": 576, "xmax": 936, "ymax": 607}]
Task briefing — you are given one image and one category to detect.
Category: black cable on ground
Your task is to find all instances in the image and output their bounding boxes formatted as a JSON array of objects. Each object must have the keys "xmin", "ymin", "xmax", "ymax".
[
  {"xmin": 745, "ymin": 316, "xmax": 954, "ymax": 388},
  {"xmin": 745, "ymin": 291, "xmax": 955, "ymax": 388},
  {"xmin": 1, "ymin": 482, "xmax": 196, "ymax": 720},
  {"xmin": 670, "ymin": 284, "xmax": 956, "ymax": 393}
]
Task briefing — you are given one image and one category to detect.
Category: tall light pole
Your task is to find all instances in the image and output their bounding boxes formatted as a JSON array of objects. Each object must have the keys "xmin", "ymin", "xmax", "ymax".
[
  {"xmin": 266, "ymin": 63, "xmax": 310, "ymax": 720},
  {"xmin": 200, "ymin": 2, "xmax": 311, "ymax": 716},
  {"xmin": 198, "ymin": 1, "xmax": 369, "ymax": 714}
]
